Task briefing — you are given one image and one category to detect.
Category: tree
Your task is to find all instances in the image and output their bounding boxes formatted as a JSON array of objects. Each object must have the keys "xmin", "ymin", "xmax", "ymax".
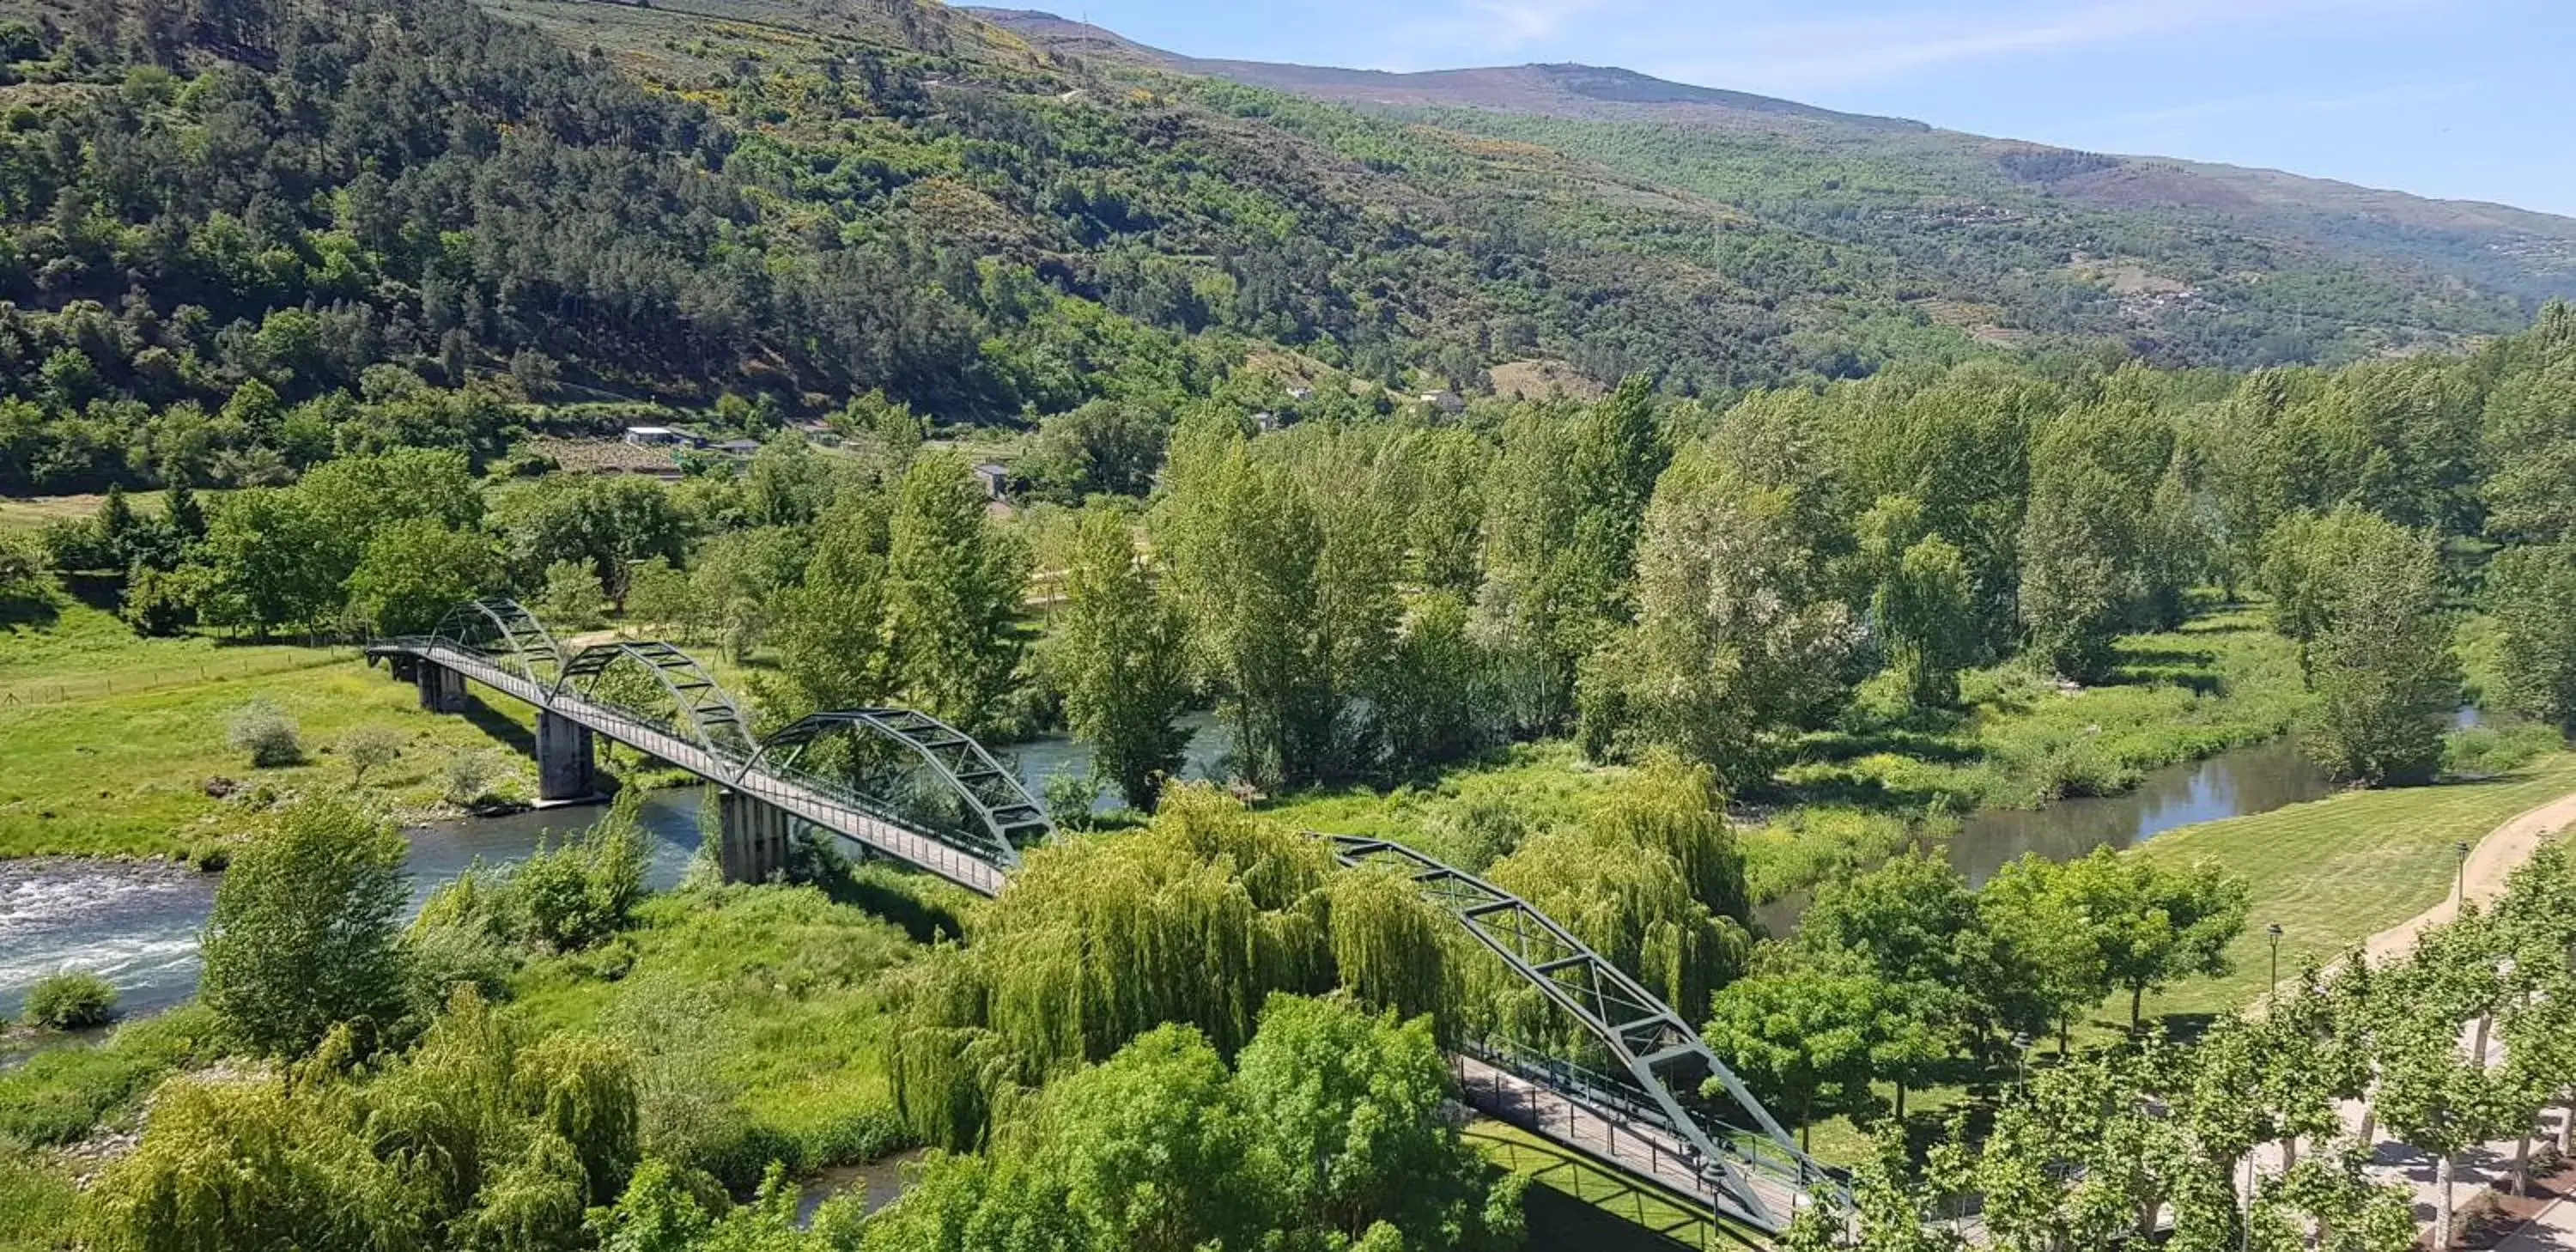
[
  {"xmin": 538, "ymin": 559, "xmax": 605, "ymax": 631},
  {"xmin": 1878, "ymin": 532, "xmax": 1978, "ymax": 708},
  {"xmin": 1048, "ymin": 507, "xmax": 1192, "ymax": 811},
  {"xmin": 621, "ymin": 557, "xmax": 697, "ymax": 638},
  {"xmin": 764, "ymin": 495, "xmax": 895, "ymax": 719},
  {"xmin": 1796, "ymin": 853, "xmax": 1986, "ymax": 1067},
  {"xmin": 2375, "ymin": 1006, "xmax": 2508, "ymax": 1251},
  {"xmin": 2485, "ymin": 542, "xmax": 2576, "ymax": 729},
  {"xmin": 2282, "ymin": 513, "xmax": 2458, "ymax": 785},
  {"xmin": 0, "ymin": 528, "xmax": 46, "ymax": 611},
  {"xmin": 886, "ymin": 452, "xmax": 1030, "ymax": 732},
  {"xmin": 1704, "ymin": 968, "xmax": 1885, "ymax": 1150},
  {"xmin": 1159, "ymin": 422, "xmax": 1340, "ymax": 787},
  {"xmin": 1577, "ymin": 442, "xmax": 1855, "ymax": 784},
  {"xmin": 1232, "ymin": 995, "xmax": 1485, "ymax": 1241},
  {"xmin": 2056, "ymin": 847, "xmax": 2251, "ymax": 1029},
  {"xmin": 1039, "ymin": 1024, "xmax": 1265, "ymax": 1252},
  {"xmin": 344, "ymin": 518, "xmax": 498, "ymax": 636},
  {"xmin": 1024, "ymin": 400, "xmax": 1168, "ymax": 501},
  {"xmin": 1976, "ymin": 854, "xmax": 2107, "ymax": 1053},
  {"xmin": 199, "ymin": 796, "xmax": 411, "ymax": 1054}
]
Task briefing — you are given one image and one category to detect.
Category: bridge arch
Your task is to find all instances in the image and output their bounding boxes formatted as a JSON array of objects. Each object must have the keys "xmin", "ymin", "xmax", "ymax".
[
  {"xmin": 550, "ymin": 639, "xmax": 755, "ymax": 758},
  {"xmin": 1323, "ymin": 834, "xmax": 1844, "ymax": 1232},
  {"xmin": 743, "ymin": 708, "xmax": 1052, "ymax": 871},
  {"xmin": 429, "ymin": 599, "xmax": 566, "ymax": 686}
]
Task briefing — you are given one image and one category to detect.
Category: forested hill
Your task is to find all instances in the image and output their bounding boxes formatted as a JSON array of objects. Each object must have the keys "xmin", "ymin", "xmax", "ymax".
[
  {"xmin": 975, "ymin": 9, "xmax": 2576, "ymax": 320},
  {"xmin": 0, "ymin": 0, "xmax": 2566, "ymax": 492}
]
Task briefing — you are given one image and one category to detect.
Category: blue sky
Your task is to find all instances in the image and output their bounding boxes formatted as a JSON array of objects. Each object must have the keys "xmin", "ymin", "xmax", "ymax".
[{"xmin": 1038, "ymin": 0, "xmax": 2573, "ymax": 216}]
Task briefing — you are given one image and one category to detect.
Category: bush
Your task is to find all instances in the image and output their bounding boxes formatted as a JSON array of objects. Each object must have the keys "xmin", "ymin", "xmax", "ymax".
[
  {"xmin": 2444, "ymin": 721, "xmax": 2566, "ymax": 779},
  {"xmin": 1041, "ymin": 766, "xmax": 1102, "ymax": 832},
  {"xmin": 21, "ymin": 970, "xmax": 116, "ymax": 1029},
  {"xmin": 341, "ymin": 725, "xmax": 405, "ymax": 786},
  {"xmin": 511, "ymin": 793, "xmax": 651, "ymax": 951},
  {"xmin": 444, "ymin": 748, "xmax": 501, "ymax": 805},
  {"xmin": 226, "ymin": 700, "xmax": 304, "ymax": 768}
]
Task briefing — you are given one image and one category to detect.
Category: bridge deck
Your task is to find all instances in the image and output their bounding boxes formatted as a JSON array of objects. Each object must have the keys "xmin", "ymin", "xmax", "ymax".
[
  {"xmin": 1455, "ymin": 1054, "xmax": 1807, "ymax": 1231},
  {"xmin": 390, "ymin": 643, "xmax": 1008, "ymax": 896}
]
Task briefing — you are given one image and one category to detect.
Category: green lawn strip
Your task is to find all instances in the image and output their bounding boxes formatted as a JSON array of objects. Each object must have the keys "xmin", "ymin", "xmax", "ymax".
[
  {"xmin": 1467, "ymin": 1118, "xmax": 1759, "ymax": 1250},
  {"xmin": 2135, "ymin": 752, "xmax": 2576, "ymax": 1019}
]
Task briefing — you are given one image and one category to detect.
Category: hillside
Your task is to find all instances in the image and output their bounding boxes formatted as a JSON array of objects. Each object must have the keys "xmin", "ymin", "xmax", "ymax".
[
  {"xmin": 977, "ymin": 8, "xmax": 2576, "ymax": 328},
  {"xmin": 0, "ymin": 0, "xmax": 2568, "ymax": 495}
]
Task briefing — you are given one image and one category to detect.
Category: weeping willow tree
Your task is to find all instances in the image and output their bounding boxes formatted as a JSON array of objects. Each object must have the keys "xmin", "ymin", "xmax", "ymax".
[
  {"xmin": 889, "ymin": 786, "xmax": 1463, "ymax": 1148},
  {"xmin": 1479, "ymin": 755, "xmax": 1754, "ymax": 1058}
]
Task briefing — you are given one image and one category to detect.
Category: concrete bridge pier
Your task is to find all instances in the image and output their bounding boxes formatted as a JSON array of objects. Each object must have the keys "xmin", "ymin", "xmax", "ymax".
[
  {"xmin": 535, "ymin": 712, "xmax": 598, "ymax": 803},
  {"xmin": 416, "ymin": 663, "xmax": 468, "ymax": 713},
  {"xmin": 717, "ymin": 791, "xmax": 793, "ymax": 884}
]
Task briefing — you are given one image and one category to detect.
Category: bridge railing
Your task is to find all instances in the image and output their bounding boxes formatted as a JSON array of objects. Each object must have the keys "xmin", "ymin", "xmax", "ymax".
[{"xmin": 1463, "ymin": 1035, "xmax": 1851, "ymax": 1211}]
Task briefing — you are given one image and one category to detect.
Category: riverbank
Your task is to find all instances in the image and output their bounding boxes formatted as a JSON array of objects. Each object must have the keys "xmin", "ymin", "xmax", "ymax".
[
  {"xmin": 1266, "ymin": 605, "xmax": 2310, "ymax": 903},
  {"xmin": 2137, "ymin": 751, "xmax": 2576, "ymax": 1019},
  {"xmin": 1, "ymin": 599, "xmax": 552, "ymax": 861}
]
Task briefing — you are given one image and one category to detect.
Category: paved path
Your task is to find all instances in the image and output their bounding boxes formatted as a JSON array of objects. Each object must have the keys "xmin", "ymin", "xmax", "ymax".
[{"xmin": 2500, "ymin": 1195, "xmax": 2576, "ymax": 1251}]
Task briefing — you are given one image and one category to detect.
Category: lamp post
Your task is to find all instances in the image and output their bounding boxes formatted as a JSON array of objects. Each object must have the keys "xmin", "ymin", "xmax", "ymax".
[
  {"xmin": 2012, "ymin": 1031, "xmax": 2031, "ymax": 1090},
  {"xmin": 2266, "ymin": 922, "xmax": 2284, "ymax": 1000},
  {"xmin": 2455, "ymin": 840, "xmax": 2474, "ymax": 907}
]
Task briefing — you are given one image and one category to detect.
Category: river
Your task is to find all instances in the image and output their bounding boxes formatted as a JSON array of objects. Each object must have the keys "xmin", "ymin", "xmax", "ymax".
[{"xmin": 0, "ymin": 716, "xmax": 1236, "ymax": 1020}]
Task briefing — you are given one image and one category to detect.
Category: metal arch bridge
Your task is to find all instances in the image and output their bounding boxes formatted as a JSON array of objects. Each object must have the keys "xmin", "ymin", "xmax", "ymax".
[{"xmin": 367, "ymin": 599, "xmax": 1846, "ymax": 1234}]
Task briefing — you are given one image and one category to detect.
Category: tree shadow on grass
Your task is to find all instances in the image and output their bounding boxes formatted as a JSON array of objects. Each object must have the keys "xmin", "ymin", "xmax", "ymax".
[{"xmin": 0, "ymin": 591, "xmax": 59, "ymax": 630}]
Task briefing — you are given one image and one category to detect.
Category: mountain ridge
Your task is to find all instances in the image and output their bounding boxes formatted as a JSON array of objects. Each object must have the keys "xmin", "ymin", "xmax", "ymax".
[{"xmin": 968, "ymin": 5, "xmax": 2576, "ymax": 283}]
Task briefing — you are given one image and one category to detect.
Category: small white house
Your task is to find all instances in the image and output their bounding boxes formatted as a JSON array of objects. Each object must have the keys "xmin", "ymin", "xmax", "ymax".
[{"xmin": 622, "ymin": 426, "xmax": 703, "ymax": 448}]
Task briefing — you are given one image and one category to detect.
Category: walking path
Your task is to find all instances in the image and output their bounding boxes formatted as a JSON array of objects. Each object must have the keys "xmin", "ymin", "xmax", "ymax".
[{"xmin": 2361, "ymin": 787, "xmax": 2576, "ymax": 963}]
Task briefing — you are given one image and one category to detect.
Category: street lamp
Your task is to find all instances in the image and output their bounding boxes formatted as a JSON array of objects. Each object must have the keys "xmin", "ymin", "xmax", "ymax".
[
  {"xmin": 2266, "ymin": 922, "xmax": 2284, "ymax": 999},
  {"xmin": 2455, "ymin": 840, "xmax": 2474, "ymax": 907},
  {"xmin": 2011, "ymin": 1031, "xmax": 2032, "ymax": 1089}
]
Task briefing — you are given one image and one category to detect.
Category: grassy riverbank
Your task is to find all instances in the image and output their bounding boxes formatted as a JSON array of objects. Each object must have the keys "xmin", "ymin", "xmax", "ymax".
[
  {"xmin": 1267, "ymin": 604, "xmax": 2308, "ymax": 903},
  {"xmin": 0, "ymin": 598, "xmax": 544, "ymax": 860},
  {"xmin": 2136, "ymin": 751, "xmax": 2576, "ymax": 1018}
]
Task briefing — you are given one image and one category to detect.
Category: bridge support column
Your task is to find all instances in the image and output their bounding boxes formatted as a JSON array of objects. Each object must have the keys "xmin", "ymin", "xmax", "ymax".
[
  {"xmin": 416, "ymin": 663, "xmax": 468, "ymax": 714},
  {"xmin": 717, "ymin": 791, "xmax": 793, "ymax": 884},
  {"xmin": 388, "ymin": 654, "xmax": 420, "ymax": 684},
  {"xmin": 535, "ymin": 712, "xmax": 597, "ymax": 803}
]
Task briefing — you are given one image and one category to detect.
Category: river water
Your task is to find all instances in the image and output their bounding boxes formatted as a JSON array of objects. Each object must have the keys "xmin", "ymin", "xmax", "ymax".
[{"xmin": 0, "ymin": 716, "xmax": 1236, "ymax": 1020}]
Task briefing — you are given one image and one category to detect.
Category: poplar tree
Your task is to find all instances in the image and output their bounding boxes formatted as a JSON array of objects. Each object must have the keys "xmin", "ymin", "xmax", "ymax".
[
  {"xmin": 1049, "ymin": 506, "xmax": 1192, "ymax": 811},
  {"xmin": 887, "ymin": 452, "xmax": 1030, "ymax": 732}
]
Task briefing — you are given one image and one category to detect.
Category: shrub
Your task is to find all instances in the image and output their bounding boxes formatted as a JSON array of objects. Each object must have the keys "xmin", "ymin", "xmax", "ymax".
[
  {"xmin": 1041, "ymin": 766, "xmax": 1102, "ymax": 832},
  {"xmin": 226, "ymin": 700, "xmax": 304, "ymax": 768},
  {"xmin": 21, "ymin": 970, "xmax": 116, "ymax": 1029},
  {"xmin": 444, "ymin": 748, "xmax": 501, "ymax": 805},
  {"xmin": 2444, "ymin": 721, "xmax": 2566, "ymax": 779},
  {"xmin": 341, "ymin": 725, "xmax": 405, "ymax": 786},
  {"xmin": 511, "ymin": 793, "xmax": 651, "ymax": 951}
]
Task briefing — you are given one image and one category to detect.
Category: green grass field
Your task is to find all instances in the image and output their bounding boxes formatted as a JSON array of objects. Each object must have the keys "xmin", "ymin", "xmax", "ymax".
[
  {"xmin": 0, "ymin": 596, "xmax": 539, "ymax": 860},
  {"xmin": 2136, "ymin": 752, "xmax": 2576, "ymax": 1018}
]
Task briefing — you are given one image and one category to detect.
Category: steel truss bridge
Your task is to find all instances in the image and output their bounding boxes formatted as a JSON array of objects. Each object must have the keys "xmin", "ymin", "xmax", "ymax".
[{"xmin": 368, "ymin": 599, "xmax": 1847, "ymax": 1233}]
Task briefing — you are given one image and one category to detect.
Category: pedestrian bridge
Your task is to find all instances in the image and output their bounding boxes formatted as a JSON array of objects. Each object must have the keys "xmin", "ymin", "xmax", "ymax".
[{"xmin": 368, "ymin": 599, "xmax": 1846, "ymax": 1234}]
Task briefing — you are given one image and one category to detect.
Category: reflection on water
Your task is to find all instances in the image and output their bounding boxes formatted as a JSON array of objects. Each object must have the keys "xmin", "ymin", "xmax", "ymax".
[
  {"xmin": 797, "ymin": 1149, "xmax": 925, "ymax": 1226},
  {"xmin": 1947, "ymin": 737, "xmax": 2336, "ymax": 887},
  {"xmin": 1003, "ymin": 711, "xmax": 1233, "ymax": 811},
  {"xmin": 0, "ymin": 788, "xmax": 710, "ymax": 1020}
]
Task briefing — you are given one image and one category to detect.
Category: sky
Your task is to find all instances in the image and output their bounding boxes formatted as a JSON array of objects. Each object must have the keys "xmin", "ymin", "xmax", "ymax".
[{"xmin": 1029, "ymin": 0, "xmax": 2575, "ymax": 216}]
